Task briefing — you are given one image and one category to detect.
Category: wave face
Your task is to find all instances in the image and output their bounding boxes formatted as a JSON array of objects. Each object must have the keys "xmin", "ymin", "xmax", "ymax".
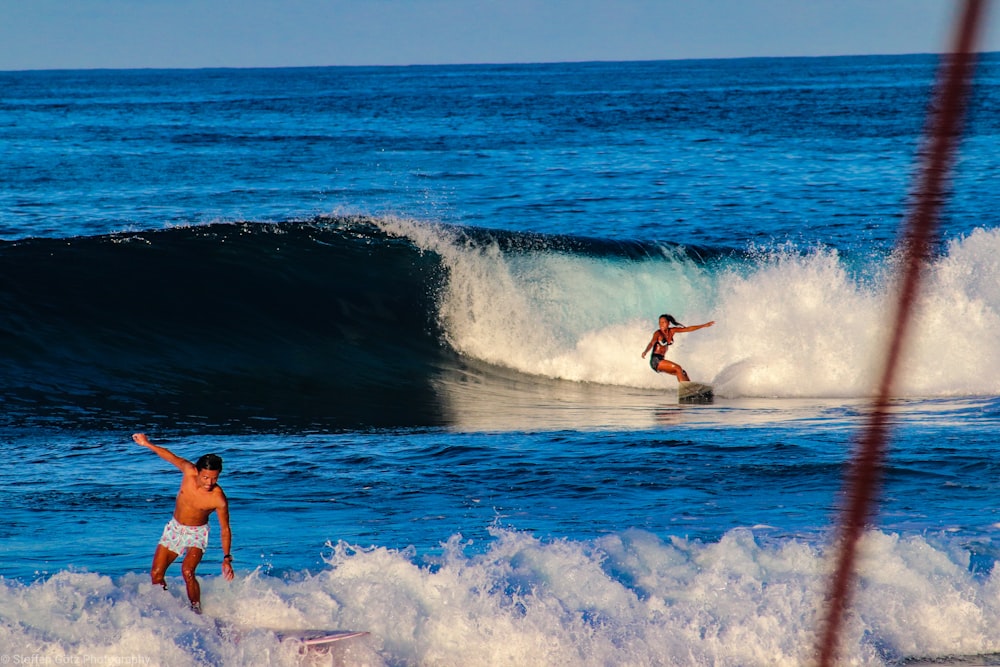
[
  {"xmin": 3, "ymin": 216, "xmax": 999, "ymax": 430},
  {"xmin": 0, "ymin": 216, "xmax": 686, "ymax": 430},
  {"xmin": 0, "ymin": 218, "xmax": 453, "ymax": 430}
]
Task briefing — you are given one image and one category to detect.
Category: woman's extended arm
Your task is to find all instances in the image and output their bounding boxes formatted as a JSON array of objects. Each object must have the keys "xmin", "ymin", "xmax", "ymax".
[{"xmin": 673, "ymin": 321, "xmax": 715, "ymax": 334}]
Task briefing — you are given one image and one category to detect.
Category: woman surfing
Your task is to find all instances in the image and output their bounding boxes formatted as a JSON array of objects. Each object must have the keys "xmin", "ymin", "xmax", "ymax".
[{"xmin": 641, "ymin": 313, "xmax": 715, "ymax": 383}]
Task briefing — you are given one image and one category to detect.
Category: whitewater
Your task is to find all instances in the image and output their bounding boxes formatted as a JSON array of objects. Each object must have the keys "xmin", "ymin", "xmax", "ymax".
[
  {"xmin": 381, "ymin": 216, "xmax": 1000, "ymax": 399},
  {"xmin": 7, "ymin": 529, "xmax": 1000, "ymax": 666}
]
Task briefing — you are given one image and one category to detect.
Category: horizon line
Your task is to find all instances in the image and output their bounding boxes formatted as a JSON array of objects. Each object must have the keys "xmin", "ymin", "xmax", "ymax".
[{"xmin": 5, "ymin": 50, "xmax": 992, "ymax": 75}]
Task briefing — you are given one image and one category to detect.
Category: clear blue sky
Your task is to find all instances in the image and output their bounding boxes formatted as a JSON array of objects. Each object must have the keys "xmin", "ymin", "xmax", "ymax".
[{"xmin": 2, "ymin": 0, "xmax": 997, "ymax": 71}]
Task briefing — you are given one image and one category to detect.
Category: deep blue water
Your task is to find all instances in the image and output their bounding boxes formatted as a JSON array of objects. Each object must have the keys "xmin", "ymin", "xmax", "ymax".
[{"xmin": 2, "ymin": 55, "xmax": 1000, "ymax": 666}]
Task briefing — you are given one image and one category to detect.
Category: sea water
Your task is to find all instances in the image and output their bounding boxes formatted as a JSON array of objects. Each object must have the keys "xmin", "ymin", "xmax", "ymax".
[{"xmin": 2, "ymin": 56, "xmax": 1000, "ymax": 666}]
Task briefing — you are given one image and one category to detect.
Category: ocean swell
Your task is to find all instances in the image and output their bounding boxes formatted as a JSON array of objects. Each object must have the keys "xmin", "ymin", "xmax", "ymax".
[
  {"xmin": 0, "ymin": 218, "xmax": 449, "ymax": 430},
  {"xmin": 3, "ymin": 216, "xmax": 998, "ymax": 430}
]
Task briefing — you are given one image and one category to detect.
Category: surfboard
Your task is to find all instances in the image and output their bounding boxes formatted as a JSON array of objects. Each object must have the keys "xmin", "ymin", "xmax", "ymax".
[
  {"xmin": 678, "ymin": 381, "xmax": 713, "ymax": 402},
  {"xmin": 212, "ymin": 620, "xmax": 368, "ymax": 649},
  {"xmin": 275, "ymin": 629, "xmax": 369, "ymax": 647}
]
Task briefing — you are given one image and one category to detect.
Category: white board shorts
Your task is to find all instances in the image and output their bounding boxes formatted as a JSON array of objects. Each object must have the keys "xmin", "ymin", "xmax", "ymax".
[{"xmin": 158, "ymin": 517, "xmax": 209, "ymax": 555}]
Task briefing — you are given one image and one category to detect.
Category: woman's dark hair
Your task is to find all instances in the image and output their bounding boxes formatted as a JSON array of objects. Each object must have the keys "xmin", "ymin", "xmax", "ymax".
[
  {"xmin": 195, "ymin": 453, "xmax": 223, "ymax": 472},
  {"xmin": 660, "ymin": 313, "xmax": 684, "ymax": 327}
]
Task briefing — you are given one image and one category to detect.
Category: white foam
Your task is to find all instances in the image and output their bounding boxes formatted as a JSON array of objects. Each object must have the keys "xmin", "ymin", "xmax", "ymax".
[
  {"xmin": 378, "ymin": 217, "xmax": 1000, "ymax": 399},
  {"xmin": 4, "ymin": 528, "xmax": 1000, "ymax": 665}
]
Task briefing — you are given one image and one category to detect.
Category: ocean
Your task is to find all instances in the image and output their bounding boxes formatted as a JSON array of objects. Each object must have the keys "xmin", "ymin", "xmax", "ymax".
[{"xmin": 2, "ymin": 54, "xmax": 1000, "ymax": 666}]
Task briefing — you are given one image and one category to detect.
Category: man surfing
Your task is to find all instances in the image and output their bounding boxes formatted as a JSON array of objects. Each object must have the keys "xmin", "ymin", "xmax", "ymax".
[
  {"xmin": 134, "ymin": 433, "xmax": 234, "ymax": 613},
  {"xmin": 641, "ymin": 313, "xmax": 715, "ymax": 382}
]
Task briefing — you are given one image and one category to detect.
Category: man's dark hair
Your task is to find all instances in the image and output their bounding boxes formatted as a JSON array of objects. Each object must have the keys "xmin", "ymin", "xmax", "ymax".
[{"xmin": 195, "ymin": 453, "xmax": 223, "ymax": 472}]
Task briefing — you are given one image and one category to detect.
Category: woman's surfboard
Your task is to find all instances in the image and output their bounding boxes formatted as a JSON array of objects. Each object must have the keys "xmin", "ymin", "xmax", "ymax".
[{"xmin": 678, "ymin": 381, "xmax": 713, "ymax": 402}]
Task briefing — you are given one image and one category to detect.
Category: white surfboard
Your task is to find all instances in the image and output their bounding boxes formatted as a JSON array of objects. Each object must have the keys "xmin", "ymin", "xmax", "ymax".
[
  {"xmin": 276, "ymin": 629, "xmax": 369, "ymax": 647},
  {"xmin": 678, "ymin": 381, "xmax": 713, "ymax": 402}
]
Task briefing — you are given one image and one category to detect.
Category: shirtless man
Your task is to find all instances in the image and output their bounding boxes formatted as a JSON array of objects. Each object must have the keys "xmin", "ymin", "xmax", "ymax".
[{"xmin": 134, "ymin": 433, "xmax": 234, "ymax": 613}]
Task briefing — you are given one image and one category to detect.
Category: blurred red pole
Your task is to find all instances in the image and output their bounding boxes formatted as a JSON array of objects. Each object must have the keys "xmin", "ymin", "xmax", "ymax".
[{"xmin": 815, "ymin": 2, "xmax": 988, "ymax": 666}]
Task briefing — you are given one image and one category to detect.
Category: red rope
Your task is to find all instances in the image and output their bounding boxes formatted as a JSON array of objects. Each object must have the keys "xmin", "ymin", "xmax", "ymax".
[{"xmin": 815, "ymin": 2, "xmax": 988, "ymax": 665}]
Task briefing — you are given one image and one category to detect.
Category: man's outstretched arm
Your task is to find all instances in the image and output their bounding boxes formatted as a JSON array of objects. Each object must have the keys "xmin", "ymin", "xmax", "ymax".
[{"xmin": 133, "ymin": 433, "xmax": 194, "ymax": 472}]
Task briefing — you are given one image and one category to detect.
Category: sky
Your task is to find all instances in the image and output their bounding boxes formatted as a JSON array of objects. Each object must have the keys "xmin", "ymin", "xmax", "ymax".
[{"xmin": 1, "ymin": 0, "xmax": 998, "ymax": 71}]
